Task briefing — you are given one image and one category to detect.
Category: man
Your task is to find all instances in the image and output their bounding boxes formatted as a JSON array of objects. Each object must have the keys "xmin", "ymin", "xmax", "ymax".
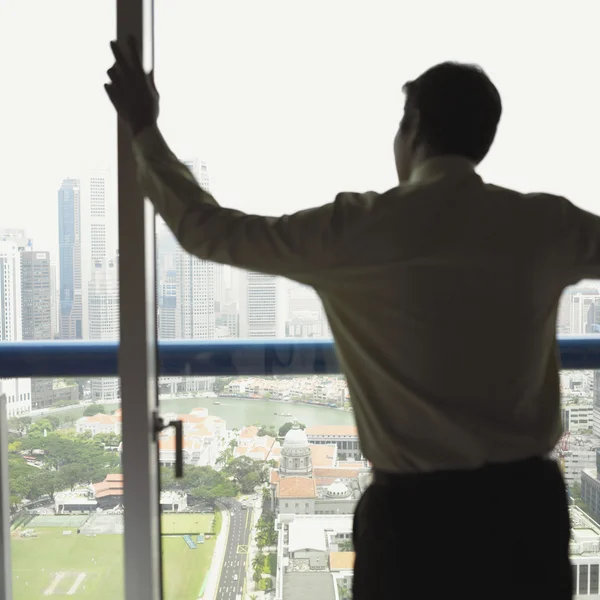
[{"xmin": 106, "ymin": 38, "xmax": 594, "ymax": 598}]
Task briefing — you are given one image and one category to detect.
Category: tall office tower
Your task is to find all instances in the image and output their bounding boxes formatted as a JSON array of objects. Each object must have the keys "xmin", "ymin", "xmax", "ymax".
[
  {"xmin": 0, "ymin": 240, "xmax": 32, "ymax": 417},
  {"xmin": 587, "ymin": 300, "xmax": 600, "ymax": 333},
  {"xmin": 214, "ymin": 263, "xmax": 227, "ymax": 312},
  {"xmin": 176, "ymin": 251, "xmax": 216, "ymax": 340},
  {"xmin": 239, "ymin": 271, "xmax": 285, "ymax": 338},
  {"xmin": 21, "ymin": 250, "xmax": 55, "ymax": 409},
  {"xmin": 558, "ymin": 287, "xmax": 600, "ymax": 334},
  {"xmin": 88, "ymin": 257, "xmax": 120, "ymax": 401},
  {"xmin": 50, "ymin": 262, "xmax": 59, "ymax": 339},
  {"xmin": 89, "ymin": 173, "xmax": 108, "ymax": 262},
  {"xmin": 570, "ymin": 293, "xmax": 599, "ymax": 334},
  {"xmin": 154, "ymin": 161, "xmax": 215, "ymax": 393},
  {"xmin": 159, "ymin": 160, "xmax": 216, "ymax": 341},
  {"xmin": 81, "ymin": 170, "xmax": 117, "ymax": 339},
  {"xmin": 58, "ymin": 178, "xmax": 83, "ymax": 339},
  {"xmin": 156, "ymin": 223, "xmax": 180, "ymax": 340},
  {"xmin": 158, "ymin": 269, "xmax": 178, "ymax": 339},
  {"xmin": 21, "ymin": 250, "xmax": 52, "ymax": 341}
]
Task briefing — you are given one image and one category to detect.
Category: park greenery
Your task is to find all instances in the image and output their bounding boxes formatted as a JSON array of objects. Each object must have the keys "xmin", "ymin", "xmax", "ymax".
[
  {"xmin": 7, "ymin": 413, "xmax": 271, "ymax": 513},
  {"xmin": 7, "ymin": 416, "xmax": 121, "ymax": 510},
  {"xmin": 278, "ymin": 421, "xmax": 306, "ymax": 437},
  {"xmin": 252, "ymin": 498, "xmax": 277, "ymax": 591},
  {"xmin": 83, "ymin": 404, "xmax": 107, "ymax": 416}
]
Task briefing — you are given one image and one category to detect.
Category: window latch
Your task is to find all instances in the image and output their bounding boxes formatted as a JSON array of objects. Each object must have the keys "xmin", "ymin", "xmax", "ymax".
[{"xmin": 153, "ymin": 412, "xmax": 184, "ymax": 478}]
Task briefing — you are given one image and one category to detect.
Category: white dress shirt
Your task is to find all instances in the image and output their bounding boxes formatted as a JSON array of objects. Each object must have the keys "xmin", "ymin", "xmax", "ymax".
[{"xmin": 133, "ymin": 125, "xmax": 600, "ymax": 474}]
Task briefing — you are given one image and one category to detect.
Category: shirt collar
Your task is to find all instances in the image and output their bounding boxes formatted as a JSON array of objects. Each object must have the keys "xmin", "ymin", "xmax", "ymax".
[{"xmin": 409, "ymin": 155, "xmax": 476, "ymax": 184}]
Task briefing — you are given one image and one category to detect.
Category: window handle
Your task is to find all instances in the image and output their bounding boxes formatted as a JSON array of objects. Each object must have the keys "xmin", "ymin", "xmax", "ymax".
[{"xmin": 154, "ymin": 413, "xmax": 184, "ymax": 478}]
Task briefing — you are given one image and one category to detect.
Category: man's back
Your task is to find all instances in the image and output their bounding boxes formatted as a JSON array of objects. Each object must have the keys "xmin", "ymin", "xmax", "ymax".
[
  {"xmin": 111, "ymin": 51, "xmax": 580, "ymax": 598},
  {"xmin": 317, "ymin": 156, "xmax": 600, "ymax": 473}
]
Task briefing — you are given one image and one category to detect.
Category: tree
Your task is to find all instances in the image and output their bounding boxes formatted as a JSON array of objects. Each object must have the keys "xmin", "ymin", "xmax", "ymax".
[
  {"xmin": 223, "ymin": 456, "xmax": 268, "ymax": 491},
  {"xmin": 83, "ymin": 405, "xmax": 105, "ymax": 417},
  {"xmin": 45, "ymin": 415, "xmax": 62, "ymax": 430},
  {"xmin": 257, "ymin": 425, "xmax": 277, "ymax": 438},
  {"xmin": 339, "ymin": 540, "xmax": 354, "ymax": 552},
  {"xmin": 262, "ymin": 487, "xmax": 271, "ymax": 508},
  {"xmin": 278, "ymin": 421, "xmax": 306, "ymax": 438},
  {"xmin": 8, "ymin": 417, "xmax": 27, "ymax": 436},
  {"xmin": 240, "ymin": 472, "xmax": 261, "ymax": 494},
  {"xmin": 213, "ymin": 377, "xmax": 234, "ymax": 393},
  {"xmin": 28, "ymin": 418, "xmax": 55, "ymax": 437},
  {"xmin": 252, "ymin": 551, "xmax": 265, "ymax": 571}
]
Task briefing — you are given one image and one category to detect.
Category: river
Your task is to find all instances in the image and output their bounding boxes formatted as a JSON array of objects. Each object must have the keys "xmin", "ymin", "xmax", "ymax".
[{"xmin": 35, "ymin": 396, "xmax": 356, "ymax": 430}]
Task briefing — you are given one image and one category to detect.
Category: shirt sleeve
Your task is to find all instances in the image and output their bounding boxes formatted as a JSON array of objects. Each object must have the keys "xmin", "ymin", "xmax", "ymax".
[
  {"xmin": 132, "ymin": 125, "xmax": 375, "ymax": 287},
  {"xmin": 559, "ymin": 198, "xmax": 600, "ymax": 282}
]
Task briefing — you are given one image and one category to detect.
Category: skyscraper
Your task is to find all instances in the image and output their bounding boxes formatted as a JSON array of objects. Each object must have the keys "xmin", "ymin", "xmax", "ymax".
[
  {"xmin": 89, "ymin": 257, "xmax": 120, "ymax": 401},
  {"xmin": 21, "ymin": 249, "xmax": 56, "ymax": 409},
  {"xmin": 50, "ymin": 262, "xmax": 59, "ymax": 339},
  {"xmin": 239, "ymin": 271, "xmax": 285, "ymax": 338},
  {"xmin": 58, "ymin": 178, "xmax": 83, "ymax": 339},
  {"xmin": 89, "ymin": 173, "xmax": 108, "ymax": 263},
  {"xmin": 0, "ymin": 239, "xmax": 32, "ymax": 417},
  {"xmin": 156, "ymin": 160, "xmax": 216, "ymax": 341},
  {"xmin": 155, "ymin": 160, "xmax": 216, "ymax": 393},
  {"xmin": 21, "ymin": 250, "xmax": 52, "ymax": 341}
]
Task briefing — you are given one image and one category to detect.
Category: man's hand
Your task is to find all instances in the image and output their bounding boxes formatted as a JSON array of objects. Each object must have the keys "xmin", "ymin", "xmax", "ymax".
[{"xmin": 105, "ymin": 36, "xmax": 159, "ymax": 136}]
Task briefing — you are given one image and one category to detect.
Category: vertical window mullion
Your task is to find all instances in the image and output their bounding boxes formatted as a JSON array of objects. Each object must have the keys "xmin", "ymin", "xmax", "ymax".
[{"xmin": 117, "ymin": 1, "xmax": 161, "ymax": 599}]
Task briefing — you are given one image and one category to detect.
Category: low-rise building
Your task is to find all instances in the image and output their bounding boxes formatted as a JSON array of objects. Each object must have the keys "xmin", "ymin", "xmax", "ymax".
[
  {"xmin": 76, "ymin": 411, "xmax": 121, "ymax": 436},
  {"xmin": 275, "ymin": 514, "xmax": 354, "ymax": 600},
  {"xmin": 305, "ymin": 426, "xmax": 362, "ymax": 461}
]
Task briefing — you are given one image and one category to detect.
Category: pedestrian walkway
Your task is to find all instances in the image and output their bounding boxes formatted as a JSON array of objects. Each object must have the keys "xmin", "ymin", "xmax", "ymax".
[{"xmin": 201, "ymin": 503, "xmax": 230, "ymax": 600}]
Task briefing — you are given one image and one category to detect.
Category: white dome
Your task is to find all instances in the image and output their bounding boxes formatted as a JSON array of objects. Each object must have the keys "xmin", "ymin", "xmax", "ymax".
[
  {"xmin": 283, "ymin": 426, "xmax": 309, "ymax": 447},
  {"xmin": 326, "ymin": 479, "xmax": 351, "ymax": 498}
]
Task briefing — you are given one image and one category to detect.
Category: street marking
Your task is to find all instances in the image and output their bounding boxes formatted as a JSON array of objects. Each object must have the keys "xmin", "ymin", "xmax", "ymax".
[{"xmin": 236, "ymin": 545, "xmax": 248, "ymax": 554}]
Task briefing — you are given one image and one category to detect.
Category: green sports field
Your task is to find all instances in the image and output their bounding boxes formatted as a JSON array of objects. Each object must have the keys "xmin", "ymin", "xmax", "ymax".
[
  {"xmin": 161, "ymin": 512, "xmax": 215, "ymax": 535},
  {"xmin": 11, "ymin": 514, "xmax": 217, "ymax": 600}
]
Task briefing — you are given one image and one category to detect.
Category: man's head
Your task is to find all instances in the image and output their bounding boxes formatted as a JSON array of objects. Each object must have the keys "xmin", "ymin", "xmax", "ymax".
[{"xmin": 394, "ymin": 61, "xmax": 502, "ymax": 182}]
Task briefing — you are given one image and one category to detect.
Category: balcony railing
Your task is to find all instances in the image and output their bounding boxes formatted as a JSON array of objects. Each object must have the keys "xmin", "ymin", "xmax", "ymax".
[{"xmin": 1, "ymin": 335, "xmax": 600, "ymax": 378}]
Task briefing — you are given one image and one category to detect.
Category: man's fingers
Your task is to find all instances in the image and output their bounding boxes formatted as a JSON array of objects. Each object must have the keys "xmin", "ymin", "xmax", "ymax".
[
  {"xmin": 104, "ymin": 83, "xmax": 125, "ymax": 113},
  {"xmin": 106, "ymin": 65, "xmax": 121, "ymax": 84},
  {"xmin": 110, "ymin": 40, "xmax": 132, "ymax": 74}
]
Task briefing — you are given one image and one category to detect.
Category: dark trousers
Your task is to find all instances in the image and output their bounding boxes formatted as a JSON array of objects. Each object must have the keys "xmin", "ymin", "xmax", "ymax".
[{"xmin": 353, "ymin": 457, "xmax": 572, "ymax": 599}]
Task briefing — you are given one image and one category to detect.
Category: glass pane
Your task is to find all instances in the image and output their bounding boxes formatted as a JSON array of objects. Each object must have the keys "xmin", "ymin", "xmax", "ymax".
[
  {"xmin": 1, "ymin": 1, "xmax": 120, "ymax": 598},
  {"xmin": 7, "ymin": 379, "xmax": 123, "ymax": 599},
  {"xmin": 152, "ymin": 2, "xmax": 599, "ymax": 599}
]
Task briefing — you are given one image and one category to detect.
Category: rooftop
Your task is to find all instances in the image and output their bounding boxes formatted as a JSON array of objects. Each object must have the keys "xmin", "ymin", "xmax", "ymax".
[
  {"xmin": 306, "ymin": 425, "xmax": 358, "ymax": 437},
  {"xmin": 329, "ymin": 552, "xmax": 355, "ymax": 571},
  {"xmin": 278, "ymin": 477, "xmax": 317, "ymax": 499},
  {"xmin": 310, "ymin": 445, "xmax": 337, "ymax": 468},
  {"xmin": 282, "ymin": 572, "xmax": 335, "ymax": 600}
]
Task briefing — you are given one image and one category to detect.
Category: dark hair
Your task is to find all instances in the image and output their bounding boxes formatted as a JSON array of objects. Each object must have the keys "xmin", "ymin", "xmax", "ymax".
[{"xmin": 402, "ymin": 61, "xmax": 502, "ymax": 164}]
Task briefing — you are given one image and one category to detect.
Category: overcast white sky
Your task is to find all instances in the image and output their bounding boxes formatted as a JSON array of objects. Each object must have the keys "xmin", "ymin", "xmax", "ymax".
[{"xmin": 1, "ymin": 1, "xmax": 599, "ymax": 264}]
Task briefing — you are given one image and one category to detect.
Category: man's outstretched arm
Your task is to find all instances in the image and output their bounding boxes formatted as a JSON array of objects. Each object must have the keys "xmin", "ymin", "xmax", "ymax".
[
  {"xmin": 133, "ymin": 124, "xmax": 365, "ymax": 283},
  {"xmin": 105, "ymin": 37, "xmax": 374, "ymax": 286}
]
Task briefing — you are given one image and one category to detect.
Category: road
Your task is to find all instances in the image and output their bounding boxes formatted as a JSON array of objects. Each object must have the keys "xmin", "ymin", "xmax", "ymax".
[{"xmin": 216, "ymin": 498, "xmax": 253, "ymax": 600}]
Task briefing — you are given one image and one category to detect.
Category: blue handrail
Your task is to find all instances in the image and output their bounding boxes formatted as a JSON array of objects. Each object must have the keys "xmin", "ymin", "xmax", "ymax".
[
  {"xmin": 0, "ymin": 336, "xmax": 599, "ymax": 378},
  {"xmin": 0, "ymin": 340, "xmax": 339, "ymax": 378}
]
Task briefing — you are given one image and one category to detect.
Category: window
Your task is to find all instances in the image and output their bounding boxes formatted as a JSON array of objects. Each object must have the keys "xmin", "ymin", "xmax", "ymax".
[
  {"xmin": 590, "ymin": 564, "xmax": 599, "ymax": 594},
  {"xmin": 580, "ymin": 564, "xmax": 589, "ymax": 595},
  {"xmin": 2, "ymin": 1, "xmax": 122, "ymax": 597},
  {"xmin": 3, "ymin": 2, "xmax": 600, "ymax": 600}
]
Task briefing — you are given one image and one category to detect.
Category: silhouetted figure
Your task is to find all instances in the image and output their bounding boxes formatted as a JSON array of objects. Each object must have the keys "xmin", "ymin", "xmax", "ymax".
[{"xmin": 107, "ymin": 39, "xmax": 589, "ymax": 599}]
